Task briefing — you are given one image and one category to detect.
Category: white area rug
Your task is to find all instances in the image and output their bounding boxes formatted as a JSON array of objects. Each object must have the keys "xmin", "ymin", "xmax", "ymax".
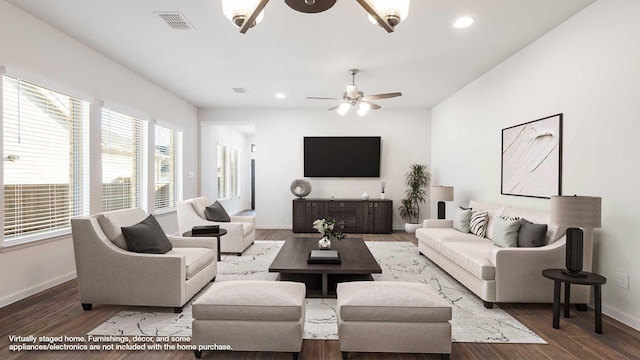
[{"xmin": 89, "ymin": 241, "xmax": 546, "ymax": 344}]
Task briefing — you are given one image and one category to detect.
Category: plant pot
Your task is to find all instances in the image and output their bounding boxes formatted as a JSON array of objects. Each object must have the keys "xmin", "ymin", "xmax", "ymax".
[{"xmin": 404, "ymin": 223, "xmax": 422, "ymax": 233}]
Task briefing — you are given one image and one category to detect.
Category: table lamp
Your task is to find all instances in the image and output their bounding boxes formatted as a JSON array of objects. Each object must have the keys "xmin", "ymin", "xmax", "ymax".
[
  {"xmin": 550, "ymin": 195, "xmax": 601, "ymax": 277},
  {"xmin": 431, "ymin": 186, "xmax": 454, "ymax": 220}
]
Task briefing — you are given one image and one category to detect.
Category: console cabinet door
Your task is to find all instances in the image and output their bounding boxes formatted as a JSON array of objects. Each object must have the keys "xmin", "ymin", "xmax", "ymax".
[
  {"xmin": 366, "ymin": 200, "xmax": 393, "ymax": 233},
  {"xmin": 293, "ymin": 200, "xmax": 327, "ymax": 232}
]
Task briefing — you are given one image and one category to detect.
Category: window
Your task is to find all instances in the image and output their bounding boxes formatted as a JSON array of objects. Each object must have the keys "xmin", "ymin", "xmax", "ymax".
[
  {"xmin": 217, "ymin": 144, "xmax": 227, "ymax": 199},
  {"xmin": 154, "ymin": 124, "xmax": 181, "ymax": 212},
  {"xmin": 101, "ymin": 108, "xmax": 146, "ymax": 212},
  {"xmin": 2, "ymin": 75, "xmax": 89, "ymax": 244},
  {"xmin": 230, "ymin": 147, "xmax": 240, "ymax": 197}
]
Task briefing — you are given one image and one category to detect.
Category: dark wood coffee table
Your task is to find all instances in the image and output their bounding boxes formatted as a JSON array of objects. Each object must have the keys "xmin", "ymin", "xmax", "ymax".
[{"xmin": 269, "ymin": 237, "xmax": 382, "ymax": 297}]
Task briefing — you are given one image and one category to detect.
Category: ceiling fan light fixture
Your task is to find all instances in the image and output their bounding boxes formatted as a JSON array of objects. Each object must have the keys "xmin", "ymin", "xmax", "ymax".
[
  {"xmin": 222, "ymin": 0, "xmax": 265, "ymax": 28},
  {"xmin": 337, "ymin": 103, "xmax": 350, "ymax": 116},
  {"xmin": 357, "ymin": 102, "xmax": 371, "ymax": 117},
  {"xmin": 367, "ymin": 0, "xmax": 410, "ymax": 27}
]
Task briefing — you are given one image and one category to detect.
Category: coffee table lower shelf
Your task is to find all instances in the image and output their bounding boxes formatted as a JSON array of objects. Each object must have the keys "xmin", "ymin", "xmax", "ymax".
[{"xmin": 278, "ymin": 273, "xmax": 374, "ymax": 298}]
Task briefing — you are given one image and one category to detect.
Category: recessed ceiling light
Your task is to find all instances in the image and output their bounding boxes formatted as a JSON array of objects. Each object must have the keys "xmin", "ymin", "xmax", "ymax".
[
  {"xmin": 275, "ymin": 93, "xmax": 286, "ymax": 99},
  {"xmin": 453, "ymin": 17, "xmax": 474, "ymax": 29}
]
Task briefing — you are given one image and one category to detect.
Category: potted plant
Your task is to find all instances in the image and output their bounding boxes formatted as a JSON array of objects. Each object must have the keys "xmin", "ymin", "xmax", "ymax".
[{"xmin": 398, "ymin": 164, "xmax": 431, "ymax": 233}]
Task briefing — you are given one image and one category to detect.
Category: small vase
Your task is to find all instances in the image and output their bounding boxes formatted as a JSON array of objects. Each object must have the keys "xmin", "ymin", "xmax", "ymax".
[
  {"xmin": 380, "ymin": 192, "xmax": 385, "ymax": 199},
  {"xmin": 361, "ymin": 190, "xmax": 369, "ymax": 200},
  {"xmin": 318, "ymin": 237, "xmax": 331, "ymax": 250}
]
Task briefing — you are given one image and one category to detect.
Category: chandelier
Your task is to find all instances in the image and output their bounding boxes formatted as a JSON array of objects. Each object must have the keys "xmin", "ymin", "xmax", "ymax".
[{"xmin": 221, "ymin": 0, "xmax": 410, "ymax": 34}]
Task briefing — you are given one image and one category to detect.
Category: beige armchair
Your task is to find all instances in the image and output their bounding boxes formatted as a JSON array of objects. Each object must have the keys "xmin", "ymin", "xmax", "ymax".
[
  {"xmin": 177, "ymin": 197, "xmax": 255, "ymax": 255},
  {"xmin": 71, "ymin": 208, "xmax": 217, "ymax": 313}
]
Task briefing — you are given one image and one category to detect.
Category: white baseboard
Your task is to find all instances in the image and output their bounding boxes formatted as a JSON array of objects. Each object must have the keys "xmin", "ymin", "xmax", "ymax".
[
  {"xmin": 602, "ymin": 304, "xmax": 640, "ymax": 331},
  {"xmin": 0, "ymin": 271, "xmax": 77, "ymax": 308},
  {"xmin": 256, "ymin": 225, "xmax": 293, "ymax": 230}
]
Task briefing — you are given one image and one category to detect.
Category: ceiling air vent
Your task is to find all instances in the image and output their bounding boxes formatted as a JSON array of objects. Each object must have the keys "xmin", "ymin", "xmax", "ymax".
[
  {"xmin": 156, "ymin": 12, "xmax": 194, "ymax": 30},
  {"xmin": 232, "ymin": 88, "xmax": 249, "ymax": 94}
]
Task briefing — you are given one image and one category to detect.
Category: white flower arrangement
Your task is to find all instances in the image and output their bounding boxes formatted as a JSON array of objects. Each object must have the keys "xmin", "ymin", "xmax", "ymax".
[{"xmin": 312, "ymin": 218, "xmax": 346, "ymax": 240}]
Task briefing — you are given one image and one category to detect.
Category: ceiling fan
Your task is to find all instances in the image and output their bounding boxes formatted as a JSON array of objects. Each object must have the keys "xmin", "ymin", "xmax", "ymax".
[{"xmin": 307, "ymin": 69, "xmax": 402, "ymax": 116}]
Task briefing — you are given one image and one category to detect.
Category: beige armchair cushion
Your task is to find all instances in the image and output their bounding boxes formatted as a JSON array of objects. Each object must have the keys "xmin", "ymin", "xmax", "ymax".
[
  {"xmin": 96, "ymin": 208, "xmax": 148, "ymax": 250},
  {"xmin": 168, "ymin": 247, "xmax": 216, "ymax": 280}
]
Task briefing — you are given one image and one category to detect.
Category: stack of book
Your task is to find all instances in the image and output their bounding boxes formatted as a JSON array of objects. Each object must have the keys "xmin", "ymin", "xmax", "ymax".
[
  {"xmin": 308, "ymin": 250, "xmax": 341, "ymax": 264},
  {"xmin": 192, "ymin": 225, "xmax": 220, "ymax": 235}
]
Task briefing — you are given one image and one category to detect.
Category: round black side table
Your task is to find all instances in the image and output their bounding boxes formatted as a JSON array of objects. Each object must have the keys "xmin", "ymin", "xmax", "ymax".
[
  {"xmin": 182, "ymin": 228, "xmax": 227, "ymax": 261},
  {"xmin": 542, "ymin": 268, "xmax": 607, "ymax": 334}
]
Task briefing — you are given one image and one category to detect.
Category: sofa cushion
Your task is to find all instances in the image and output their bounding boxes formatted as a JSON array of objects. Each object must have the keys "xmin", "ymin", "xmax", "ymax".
[
  {"xmin": 466, "ymin": 202, "xmax": 506, "ymax": 240},
  {"xmin": 191, "ymin": 197, "xmax": 213, "ymax": 219},
  {"xmin": 453, "ymin": 208, "xmax": 471, "ymax": 233},
  {"xmin": 168, "ymin": 247, "xmax": 216, "ymax": 280},
  {"xmin": 518, "ymin": 219, "xmax": 547, "ymax": 247},
  {"xmin": 337, "ymin": 281, "xmax": 452, "ymax": 322},
  {"xmin": 204, "ymin": 201, "xmax": 231, "ymax": 222},
  {"xmin": 96, "ymin": 208, "xmax": 148, "ymax": 250},
  {"xmin": 503, "ymin": 206, "xmax": 566, "ymax": 244},
  {"xmin": 121, "ymin": 215, "xmax": 173, "ymax": 254},
  {"xmin": 192, "ymin": 281, "xmax": 305, "ymax": 321},
  {"xmin": 437, "ymin": 237, "xmax": 496, "ymax": 280},
  {"xmin": 492, "ymin": 217, "xmax": 521, "ymax": 248},
  {"xmin": 470, "ymin": 210, "xmax": 488, "ymax": 238}
]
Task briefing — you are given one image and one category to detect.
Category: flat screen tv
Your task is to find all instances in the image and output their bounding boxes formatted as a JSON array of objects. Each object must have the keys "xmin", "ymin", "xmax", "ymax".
[{"xmin": 304, "ymin": 136, "xmax": 381, "ymax": 177}]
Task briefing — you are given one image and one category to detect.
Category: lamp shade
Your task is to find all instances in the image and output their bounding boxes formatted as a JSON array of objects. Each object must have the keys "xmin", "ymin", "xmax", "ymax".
[
  {"xmin": 222, "ymin": 0, "xmax": 265, "ymax": 26},
  {"xmin": 431, "ymin": 186, "xmax": 454, "ymax": 202},
  {"xmin": 368, "ymin": 0, "xmax": 410, "ymax": 21},
  {"xmin": 550, "ymin": 196, "xmax": 601, "ymax": 228}
]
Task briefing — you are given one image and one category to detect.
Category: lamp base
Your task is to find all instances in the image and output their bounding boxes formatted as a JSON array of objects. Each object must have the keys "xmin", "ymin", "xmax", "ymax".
[
  {"xmin": 561, "ymin": 269, "xmax": 588, "ymax": 278},
  {"xmin": 437, "ymin": 201, "xmax": 446, "ymax": 220},
  {"xmin": 565, "ymin": 227, "xmax": 585, "ymax": 275}
]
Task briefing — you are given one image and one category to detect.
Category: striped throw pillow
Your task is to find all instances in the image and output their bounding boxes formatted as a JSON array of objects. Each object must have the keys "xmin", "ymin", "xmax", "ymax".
[{"xmin": 470, "ymin": 210, "xmax": 489, "ymax": 238}]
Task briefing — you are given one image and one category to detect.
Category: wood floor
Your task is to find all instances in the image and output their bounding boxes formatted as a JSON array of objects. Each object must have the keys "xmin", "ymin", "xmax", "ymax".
[{"xmin": 1, "ymin": 229, "xmax": 639, "ymax": 359}]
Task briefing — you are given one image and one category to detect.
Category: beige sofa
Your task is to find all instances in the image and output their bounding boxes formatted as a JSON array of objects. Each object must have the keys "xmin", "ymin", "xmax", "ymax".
[
  {"xmin": 415, "ymin": 200, "xmax": 592, "ymax": 308},
  {"xmin": 71, "ymin": 208, "xmax": 217, "ymax": 313},
  {"xmin": 177, "ymin": 197, "xmax": 255, "ymax": 255}
]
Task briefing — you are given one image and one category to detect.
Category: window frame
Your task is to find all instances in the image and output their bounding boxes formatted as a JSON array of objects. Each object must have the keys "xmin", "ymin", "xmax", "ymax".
[
  {"xmin": 153, "ymin": 124, "xmax": 182, "ymax": 214},
  {"xmin": 101, "ymin": 107, "xmax": 147, "ymax": 213},
  {"xmin": 1, "ymin": 73, "xmax": 90, "ymax": 247}
]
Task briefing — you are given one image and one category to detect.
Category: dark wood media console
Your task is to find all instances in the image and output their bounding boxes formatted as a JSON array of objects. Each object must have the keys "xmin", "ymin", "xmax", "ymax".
[{"xmin": 292, "ymin": 198, "xmax": 393, "ymax": 234}]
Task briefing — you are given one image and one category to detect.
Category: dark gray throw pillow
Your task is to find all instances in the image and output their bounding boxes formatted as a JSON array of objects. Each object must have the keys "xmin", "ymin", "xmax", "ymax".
[
  {"xmin": 517, "ymin": 219, "xmax": 547, "ymax": 247},
  {"xmin": 121, "ymin": 215, "xmax": 173, "ymax": 254},
  {"xmin": 204, "ymin": 201, "xmax": 231, "ymax": 222}
]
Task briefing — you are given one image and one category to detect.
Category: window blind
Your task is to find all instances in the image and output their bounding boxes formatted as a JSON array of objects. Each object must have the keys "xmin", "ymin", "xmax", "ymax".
[
  {"xmin": 154, "ymin": 124, "xmax": 181, "ymax": 211},
  {"xmin": 101, "ymin": 107, "xmax": 145, "ymax": 212},
  {"xmin": 2, "ymin": 75, "xmax": 89, "ymax": 242}
]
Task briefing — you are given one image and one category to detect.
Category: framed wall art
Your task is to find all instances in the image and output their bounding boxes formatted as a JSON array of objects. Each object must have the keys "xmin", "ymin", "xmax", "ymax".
[{"xmin": 501, "ymin": 113, "xmax": 562, "ymax": 198}]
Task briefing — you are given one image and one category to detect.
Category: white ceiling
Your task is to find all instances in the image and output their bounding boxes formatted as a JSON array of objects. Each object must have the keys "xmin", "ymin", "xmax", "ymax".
[{"xmin": 8, "ymin": 0, "xmax": 595, "ymax": 109}]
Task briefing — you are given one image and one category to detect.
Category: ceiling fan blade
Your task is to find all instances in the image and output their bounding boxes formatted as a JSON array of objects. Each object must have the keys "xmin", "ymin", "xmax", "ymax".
[
  {"xmin": 328, "ymin": 104, "xmax": 343, "ymax": 111},
  {"xmin": 364, "ymin": 92, "xmax": 402, "ymax": 100},
  {"xmin": 361, "ymin": 101, "xmax": 381, "ymax": 110},
  {"xmin": 307, "ymin": 96, "xmax": 344, "ymax": 100}
]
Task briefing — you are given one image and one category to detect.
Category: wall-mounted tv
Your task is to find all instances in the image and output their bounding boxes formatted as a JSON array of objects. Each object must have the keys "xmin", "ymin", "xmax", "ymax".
[{"xmin": 304, "ymin": 136, "xmax": 381, "ymax": 177}]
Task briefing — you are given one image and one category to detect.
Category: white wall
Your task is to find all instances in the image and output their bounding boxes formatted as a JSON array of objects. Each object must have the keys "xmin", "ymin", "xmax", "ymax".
[
  {"xmin": 199, "ymin": 108, "xmax": 431, "ymax": 229},
  {"xmin": 0, "ymin": 0, "xmax": 198, "ymax": 306},
  {"xmin": 431, "ymin": 0, "xmax": 640, "ymax": 329},
  {"xmin": 199, "ymin": 123, "xmax": 252, "ymax": 214}
]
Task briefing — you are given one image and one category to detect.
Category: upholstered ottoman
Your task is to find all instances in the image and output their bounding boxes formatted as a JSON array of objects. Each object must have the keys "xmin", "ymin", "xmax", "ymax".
[
  {"xmin": 337, "ymin": 281, "xmax": 452, "ymax": 360},
  {"xmin": 191, "ymin": 280, "xmax": 306, "ymax": 359}
]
